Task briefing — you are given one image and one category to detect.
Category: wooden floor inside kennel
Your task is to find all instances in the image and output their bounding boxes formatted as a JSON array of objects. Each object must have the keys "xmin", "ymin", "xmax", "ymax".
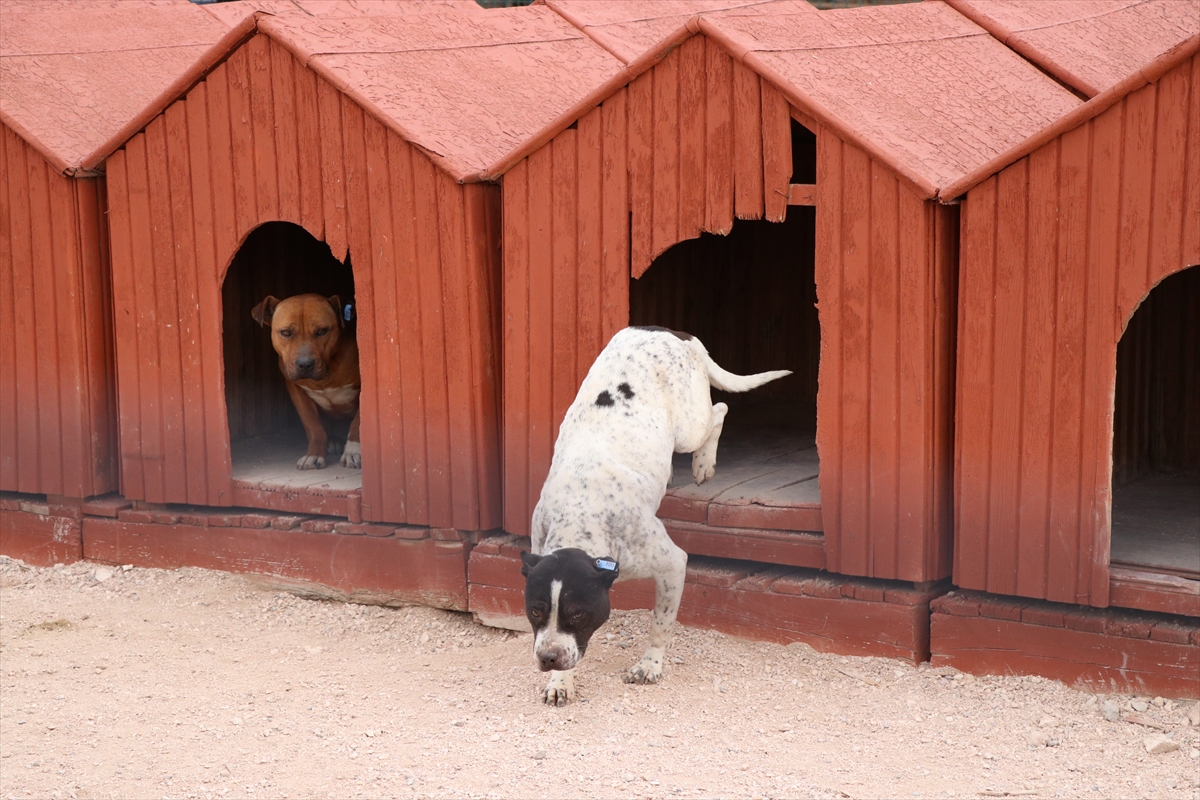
[
  {"xmin": 230, "ymin": 430, "xmax": 362, "ymax": 519},
  {"xmin": 657, "ymin": 423, "xmax": 824, "ymax": 570},
  {"xmin": 1110, "ymin": 470, "xmax": 1200, "ymax": 580}
]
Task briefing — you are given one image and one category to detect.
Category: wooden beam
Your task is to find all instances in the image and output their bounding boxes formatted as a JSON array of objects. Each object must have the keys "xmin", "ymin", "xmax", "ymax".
[{"xmin": 788, "ymin": 183, "xmax": 816, "ymax": 206}]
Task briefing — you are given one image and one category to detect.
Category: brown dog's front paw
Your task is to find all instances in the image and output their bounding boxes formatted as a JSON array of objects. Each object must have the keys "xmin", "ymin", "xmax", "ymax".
[
  {"xmin": 297, "ymin": 454, "xmax": 326, "ymax": 470},
  {"xmin": 340, "ymin": 441, "xmax": 361, "ymax": 469}
]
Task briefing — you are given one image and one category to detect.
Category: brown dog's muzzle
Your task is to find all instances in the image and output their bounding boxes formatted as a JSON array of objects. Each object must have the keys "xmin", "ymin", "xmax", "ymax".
[{"xmin": 288, "ymin": 346, "xmax": 326, "ymax": 381}]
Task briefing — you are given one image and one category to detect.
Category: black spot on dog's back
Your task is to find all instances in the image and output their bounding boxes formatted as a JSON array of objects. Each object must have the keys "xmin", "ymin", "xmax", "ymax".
[
  {"xmin": 595, "ymin": 390, "xmax": 614, "ymax": 407},
  {"xmin": 617, "ymin": 382, "xmax": 635, "ymax": 399}
]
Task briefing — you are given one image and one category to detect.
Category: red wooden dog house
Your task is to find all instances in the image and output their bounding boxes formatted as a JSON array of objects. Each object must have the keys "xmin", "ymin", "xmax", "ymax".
[
  {"xmin": 0, "ymin": 0, "xmax": 255, "ymax": 561},
  {"xmin": 99, "ymin": 5, "xmax": 621, "ymax": 531},
  {"xmin": 492, "ymin": 0, "xmax": 1082, "ymax": 586},
  {"xmin": 944, "ymin": 6, "xmax": 1200, "ymax": 618}
]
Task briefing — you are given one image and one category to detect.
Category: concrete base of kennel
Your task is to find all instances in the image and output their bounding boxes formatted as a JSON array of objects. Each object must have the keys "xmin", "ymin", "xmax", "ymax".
[
  {"xmin": 468, "ymin": 534, "xmax": 946, "ymax": 664},
  {"xmin": 0, "ymin": 493, "xmax": 85, "ymax": 567},
  {"xmin": 930, "ymin": 591, "xmax": 1200, "ymax": 699}
]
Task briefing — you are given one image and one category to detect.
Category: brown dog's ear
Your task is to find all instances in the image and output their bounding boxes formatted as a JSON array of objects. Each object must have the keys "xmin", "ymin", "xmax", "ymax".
[
  {"xmin": 327, "ymin": 295, "xmax": 345, "ymax": 328},
  {"xmin": 251, "ymin": 296, "xmax": 280, "ymax": 327}
]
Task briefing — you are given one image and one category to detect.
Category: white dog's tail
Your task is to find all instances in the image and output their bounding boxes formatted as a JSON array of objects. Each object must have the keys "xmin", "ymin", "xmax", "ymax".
[{"xmin": 687, "ymin": 338, "xmax": 792, "ymax": 393}]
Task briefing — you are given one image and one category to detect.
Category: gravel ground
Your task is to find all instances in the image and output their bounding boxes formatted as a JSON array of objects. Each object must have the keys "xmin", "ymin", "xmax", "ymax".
[{"xmin": 1, "ymin": 556, "xmax": 1198, "ymax": 800}]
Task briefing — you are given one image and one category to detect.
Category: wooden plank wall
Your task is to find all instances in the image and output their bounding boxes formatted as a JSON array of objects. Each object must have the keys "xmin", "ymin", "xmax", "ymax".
[
  {"xmin": 0, "ymin": 123, "xmax": 117, "ymax": 498},
  {"xmin": 814, "ymin": 129, "xmax": 958, "ymax": 584},
  {"xmin": 502, "ymin": 35, "xmax": 793, "ymax": 536},
  {"xmin": 503, "ymin": 34, "xmax": 956, "ymax": 585},
  {"xmin": 955, "ymin": 53, "xmax": 1200, "ymax": 607},
  {"xmin": 105, "ymin": 33, "xmax": 502, "ymax": 531}
]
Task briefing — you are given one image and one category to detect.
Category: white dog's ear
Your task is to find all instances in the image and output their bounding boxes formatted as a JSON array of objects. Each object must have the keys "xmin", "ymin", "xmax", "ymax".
[
  {"xmin": 520, "ymin": 551, "xmax": 542, "ymax": 578},
  {"xmin": 251, "ymin": 296, "xmax": 280, "ymax": 327},
  {"xmin": 594, "ymin": 557, "xmax": 619, "ymax": 587}
]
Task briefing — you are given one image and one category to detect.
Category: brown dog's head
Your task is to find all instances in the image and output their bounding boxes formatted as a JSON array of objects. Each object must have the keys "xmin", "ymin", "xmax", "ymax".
[{"xmin": 251, "ymin": 294, "xmax": 345, "ymax": 382}]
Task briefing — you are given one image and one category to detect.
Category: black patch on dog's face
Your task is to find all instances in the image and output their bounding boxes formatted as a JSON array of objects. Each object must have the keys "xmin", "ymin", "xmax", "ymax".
[
  {"xmin": 617, "ymin": 382, "xmax": 635, "ymax": 399},
  {"xmin": 630, "ymin": 325, "xmax": 694, "ymax": 341},
  {"xmin": 595, "ymin": 390, "xmax": 614, "ymax": 407},
  {"xmin": 521, "ymin": 549, "xmax": 618, "ymax": 666}
]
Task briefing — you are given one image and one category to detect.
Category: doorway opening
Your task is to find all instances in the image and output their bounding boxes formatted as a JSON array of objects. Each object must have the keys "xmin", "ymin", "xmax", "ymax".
[
  {"xmin": 1110, "ymin": 265, "xmax": 1199, "ymax": 580},
  {"xmin": 221, "ymin": 222, "xmax": 361, "ymax": 512},
  {"xmin": 630, "ymin": 207, "xmax": 821, "ymax": 560}
]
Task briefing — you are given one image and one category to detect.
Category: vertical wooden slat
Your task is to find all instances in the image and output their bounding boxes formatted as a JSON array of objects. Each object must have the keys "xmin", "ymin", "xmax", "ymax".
[
  {"xmin": 124, "ymin": 135, "xmax": 166, "ymax": 501},
  {"xmin": 1116, "ymin": 85, "xmax": 1156, "ymax": 333},
  {"xmin": 954, "ymin": 176, "xmax": 997, "ymax": 591},
  {"xmin": 26, "ymin": 150, "xmax": 58, "ymax": 491},
  {"xmin": 389, "ymin": 133, "xmax": 430, "ymax": 524},
  {"xmin": 1045, "ymin": 122, "xmax": 1090, "ymax": 604},
  {"xmin": 932, "ymin": 202, "xmax": 958, "ymax": 580},
  {"xmin": 1182, "ymin": 55, "xmax": 1200, "ymax": 266},
  {"xmin": 1015, "ymin": 142, "xmax": 1059, "ymax": 599},
  {"xmin": 600, "ymin": 89, "xmax": 629, "ymax": 342},
  {"xmin": 48, "ymin": 171, "xmax": 86, "ymax": 494},
  {"xmin": 651, "ymin": 48, "xmax": 680, "ymax": 263},
  {"xmin": 412, "ymin": 152, "xmax": 452, "ymax": 527},
  {"xmin": 295, "ymin": 64, "xmax": 324, "ymax": 241},
  {"xmin": 145, "ymin": 117, "xmax": 189, "ymax": 503},
  {"xmin": 77, "ymin": 175, "xmax": 117, "ymax": 494},
  {"xmin": 678, "ymin": 36, "xmax": 706, "ymax": 241},
  {"xmin": 1081, "ymin": 106, "xmax": 1124, "ymax": 607},
  {"xmin": 364, "ymin": 117, "xmax": 402, "ymax": 521},
  {"xmin": 502, "ymin": 159, "xmax": 530, "ymax": 534},
  {"xmin": 895, "ymin": 183, "xmax": 929, "ymax": 581},
  {"xmin": 551, "ymin": 131, "xmax": 579, "ymax": 440},
  {"xmin": 1143, "ymin": 56, "xmax": 1187, "ymax": 298},
  {"xmin": 165, "ymin": 102, "xmax": 209, "ymax": 503},
  {"xmin": 205, "ymin": 63, "xmax": 239, "ymax": 282},
  {"xmin": 576, "ymin": 107, "xmax": 604, "ymax": 386},
  {"xmin": 732, "ymin": 60, "xmax": 764, "ymax": 220},
  {"xmin": 628, "ymin": 70, "xmax": 654, "ymax": 277},
  {"xmin": 318, "ymin": 76, "xmax": 347, "ymax": 262},
  {"xmin": 104, "ymin": 151, "xmax": 145, "ymax": 499},
  {"xmin": 248, "ymin": 34, "xmax": 278, "ymax": 224},
  {"xmin": 836, "ymin": 142, "xmax": 871, "ymax": 575},
  {"xmin": 526, "ymin": 146, "xmax": 555, "ymax": 514},
  {"xmin": 435, "ymin": 174, "xmax": 480, "ymax": 531},
  {"xmin": 814, "ymin": 128, "xmax": 843, "ymax": 572},
  {"xmin": 760, "ymin": 79, "xmax": 791, "ymax": 223},
  {"xmin": 271, "ymin": 39, "xmax": 301, "ymax": 225},
  {"xmin": 226, "ymin": 48, "xmax": 258, "ymax": 247},
  {"xmin": 705, "ymin": 41, "xmax": 734, "ymax": 235},
  {"xmin": 0, "ymin": 128, "xmax": 17, "ymax": 489},
  {"xmin": 185, "ymin": 81, "xmax": 231, "ymax": 506}
]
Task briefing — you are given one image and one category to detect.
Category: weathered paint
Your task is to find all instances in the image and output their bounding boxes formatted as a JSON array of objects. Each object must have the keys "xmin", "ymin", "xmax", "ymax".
[
  {"xmin": 502, "ymin": 34, "xmax": 956, "ymax": 584},
  {"xmin": 954, "ymin": 51, "xmax": 1200, "ymax": 608},
  {"xmin": 0, "ymin": 122, "xmax": 117, "ymax": 499},
  {"xmin": 105, "ymin": 33, "xmax": 502, "ymax": 531}
]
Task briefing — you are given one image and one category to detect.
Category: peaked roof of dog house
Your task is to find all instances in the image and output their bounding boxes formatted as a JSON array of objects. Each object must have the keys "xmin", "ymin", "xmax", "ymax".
[
  {"xmin": 248, "ymin": 4, "xmax": 625, "ymax": 181},
  {"xmin": 942, "ymin": 0, "xmax": 1200, "ymax": 98},
  {"xmin": 200, "ymin": 0, "xmax": 483, "ymax": 26},
  {"xmin": 938, "ymin": 15, "xmax": 1200, "ymax": 199},
  {"xmin": 492, "ymin": 0, "xmax": 1083, "ymax": 199},
  {"xmin": 0, "ymin": 0, "xmax": 255, "ymax": 174},
  {"xmin": 544, "ymin": 0, "xmax": 818, "ymax": 64}
]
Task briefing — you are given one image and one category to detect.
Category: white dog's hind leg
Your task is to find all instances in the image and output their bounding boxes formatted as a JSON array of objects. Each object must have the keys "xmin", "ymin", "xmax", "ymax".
[
  {"xmin": 691, "ymin": 402, "xmax": 728, "ymax": 485},
  {"xmin": 626, "ymin": 537, "xmax": 687, "ymax": 684},
  {"xmin": 543, "ymin": 669, "xmax": 575, "ymax": 706}
]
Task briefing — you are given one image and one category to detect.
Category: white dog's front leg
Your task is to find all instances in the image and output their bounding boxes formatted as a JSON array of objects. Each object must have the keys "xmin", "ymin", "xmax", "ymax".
[
  {"xmin": 691, "ymin": 402, "xmax": 728, "ymax": 484},
  {"xmin": 626, "ymin": 542, "xmax": 687, "ymax": 685},
  {"xmin": 543, "ymin": 669, "xmax": 575, "ymax": 706}
]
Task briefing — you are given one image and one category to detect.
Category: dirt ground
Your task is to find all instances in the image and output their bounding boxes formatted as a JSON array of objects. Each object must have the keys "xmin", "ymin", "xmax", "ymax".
[{"xmin": 1, "ymin": 557, "xmax": 1197, "ymax": 800}]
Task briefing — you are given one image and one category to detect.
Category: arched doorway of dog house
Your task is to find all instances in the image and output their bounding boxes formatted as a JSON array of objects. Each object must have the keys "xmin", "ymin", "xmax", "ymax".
[
  {"xmin": 629, "ymin": 120, "xmax": 820, "ymax": 560},
  {"xmin": 1109, "ymin": 265, "xmax": 1199, "ymax": 582},
  {"xmin": 221, "ymin": 221, "xmax": 361, "ymax": 511}
]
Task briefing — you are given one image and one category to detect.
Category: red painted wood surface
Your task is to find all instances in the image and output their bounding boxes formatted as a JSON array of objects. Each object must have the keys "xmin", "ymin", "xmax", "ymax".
[
  {"xmin": 502, "ymin": 33, "xmax": 956, "ymax": 584},
  {"xmin": 104, "ymin": 33, "xmax": 501, "ymax": 531},
  {"xmin": 0, "ymin": 123, "xmax": 117, "ymax": 499},
  {"xmin": 813, "ymin": 130, "xmax": 957, "ymax": 584},
  {"xmin": 502, "ymin": 36, "xmax": 794, "ymax": 535},
  {"xmin": 955, "ymin": 52, "xmax": 1200, "ymax": 609},
  {"xmin": 0, "ymin": 506, "xmax": 84, "ymax": 567}
]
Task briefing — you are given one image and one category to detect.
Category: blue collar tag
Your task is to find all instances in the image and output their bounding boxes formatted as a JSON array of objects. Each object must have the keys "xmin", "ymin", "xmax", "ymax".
[{"xmin": 595, "ymin": 559, "xmax": 617, "ymax": 572}]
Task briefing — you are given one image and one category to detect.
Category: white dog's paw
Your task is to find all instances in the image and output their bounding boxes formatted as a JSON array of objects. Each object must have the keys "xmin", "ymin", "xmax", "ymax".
[
  {"xmin": 340, "ymin": 441, "xmax": 362, "ymax": 469},
  {"xmin": 692, "ymin": 452, "xmax": 716, "ymax": 485},
  {"xmin": 542, "ymin": 672, "xmax": 575, "ymax": 707},
  {"xmin": 623, "ymin": 656, "xmax": 664, "ymax": 685},
  {"xmin": 297, "ymin": 454, "xmax": 326, "ymax": 470}
]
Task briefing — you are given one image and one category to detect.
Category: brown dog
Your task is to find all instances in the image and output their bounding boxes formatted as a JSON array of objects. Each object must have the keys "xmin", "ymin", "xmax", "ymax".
[{"xmin": 251, "ymin": 294, "xmax": 361, "ymax": 470}]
